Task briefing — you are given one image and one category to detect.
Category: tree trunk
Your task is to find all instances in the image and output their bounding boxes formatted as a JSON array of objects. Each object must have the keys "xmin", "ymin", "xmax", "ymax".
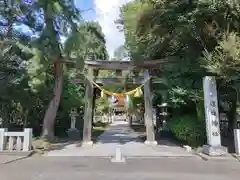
[
  {"xmin": 196, "ymin": 99, "xmax": 205, "ymax": 121},
  {"xmin": 92, "ymin": 87, "xmax": 97, "ymax": 127},
  {"xmin": 23, "ymin": 109, "xmax": 28, "ymax": 128},
  {"xmin": 42, "ymin": 63, "xmax": 63, "ymax": 141},
  {"xmin": 227, "ymin": 91, "xmax": 237, "ymax": 153},
  {"xmin": 228, "ymin": 98, "xmax": 237, "ymax": 135}
]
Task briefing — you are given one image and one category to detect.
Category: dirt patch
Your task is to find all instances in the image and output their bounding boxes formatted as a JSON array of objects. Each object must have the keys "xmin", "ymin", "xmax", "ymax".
[{"xmin": 32, "ymin": 122, "xmax": 110, "ymax": 153}]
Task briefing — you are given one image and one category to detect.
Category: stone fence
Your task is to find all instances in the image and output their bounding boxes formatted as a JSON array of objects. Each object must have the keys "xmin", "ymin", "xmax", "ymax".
[
  {"xmin": 0, "ymin": 128, "xmax": 32, "ymax": 152},
  {"xmin": 94, "ymin": 115, "xmax": 111, "ymax": 123}
]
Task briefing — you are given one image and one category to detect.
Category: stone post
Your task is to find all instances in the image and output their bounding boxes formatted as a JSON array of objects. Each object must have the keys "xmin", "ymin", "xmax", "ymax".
[
  {"xmin": 128, "ymin": 115, "xmax": 132, "ymax": 126},
  {"xmin": 0, "ymin": 128, "xmax": 7, "ymax": 151},
  {"xmin": 234, "ymin": 129, "xmax": 240, "ymax": 155},
  {"xmin": 202, "ymin": 76, "xmax": 227, "ymax": 156},
  {"xmin": 23, "ymin": 128, "xmax": 32, "ymax": 152}
]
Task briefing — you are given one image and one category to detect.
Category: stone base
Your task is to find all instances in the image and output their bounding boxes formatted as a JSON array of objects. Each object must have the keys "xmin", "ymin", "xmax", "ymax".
[
  {"xmin": 111, "ymin": 148, "xmax": 126, "ymax": 163},
  {"xmin": 81, "ymin": 141, "xmax": 93, "ymax": 147},
  {"xmin": 202, "ymin": 145, "xmax": 228, "ymax": 156},
  {"xmin": 111, "ymin": 157, "xmax": 126, "ymax": 163},
  {"xmin": 66, "ymin": 128, "xmax": 80, "ymax": 140},
  {"xmin": 144, "ymin": 140, "xmax": 158, "ymax": 146},
  {"xmin": 128, "ymin": 119, "xmax": 132, "ymax": 126}
]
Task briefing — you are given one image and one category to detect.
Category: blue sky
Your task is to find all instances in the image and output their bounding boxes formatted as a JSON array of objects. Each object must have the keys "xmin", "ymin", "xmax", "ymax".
[
  {"xmin": 92, "ymin": 0, "xmax": 133, "ymax": 57},
  {"xmin": 75, "ymin": 0, "xmax": 130, "ymax": 57},
  {"xmin": 76, "ymin": 0, "xmax": 134, "ymax": 57},
  {"xmin": 75, "ymin": 0, "xmax": 96, "ymax": 21}
]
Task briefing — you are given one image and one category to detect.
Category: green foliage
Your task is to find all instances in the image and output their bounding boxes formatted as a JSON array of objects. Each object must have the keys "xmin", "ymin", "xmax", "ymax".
[
  {"xmin": 26, "ymin": 49, "xmax": 48, "ymax": 91},
  {"xmin": 127, "ymin": 96, "xmax": 143, "ymax": 113},
  {"xmin": 168, "ymin": 115, "xmax": 206, "ymax": 147},
  {"xmin": 59, "ymin": 76, "xmax": 85, "ymax": 117},
  {"xmin": 113, "ymin": 45, "xmax": 129, "ymax": 61},
  {"xmin": 120, "ymin": 0, "xmax": 149, "ymax": 61},
  {"xmin": 119, "ymin": 0, "xmax": 240, "ymax": 120},
  {"xmin": 64, "ymin": 21, "xmax": 108, "ymax": 65},
  {"xmin": 202, "ymin": 32, "xmax": 240, "ymax": 81},
  {"xmin": 0, "ymin": 0, "xmax": 108, "ymax": 138},
  {"xmin": 95, "ymin": 97, "xmax": 110, "ymax": 116}
]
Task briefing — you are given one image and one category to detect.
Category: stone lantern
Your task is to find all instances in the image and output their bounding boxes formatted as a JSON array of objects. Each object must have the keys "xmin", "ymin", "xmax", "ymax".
[
  {"xmin": 156, "ymin": 103, "xmax": 170, "ymax": 133},
  {"xmin": 66, "ymin": 108, "xmax": 80, "ymax": 140},
  {"xmin": 69, "ymin": 108, "xmax": 78, "ymax": 129}
]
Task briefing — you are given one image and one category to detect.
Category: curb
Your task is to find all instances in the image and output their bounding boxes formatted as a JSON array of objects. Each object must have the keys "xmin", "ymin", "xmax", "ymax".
[
  {"xmin": 124, "ymin": 155, "xmax": 199, "ymax": 159},
  {"xmin": 196, "ymin": 152, "xmax": 239, "ymax": 161},
  {"xmin": 231, "ymin": 154, "xmax": 240, "ymax": 162},
  {"xmin": 43, "ymin": 155, "xmax": 199, "ymax": 159},
  {"xmin": 2, "ymin": 151, "xmax": 34, "ymax": 164}
]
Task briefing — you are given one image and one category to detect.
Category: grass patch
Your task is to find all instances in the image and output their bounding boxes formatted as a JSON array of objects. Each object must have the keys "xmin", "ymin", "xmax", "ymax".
[
  {"xmin": 130, "ymin": 124, "xmax": 146, "ymax": 142},
  {"xmin": 131, "ymin": 124, "xmax": 146, "ymax": 133},
  {"xmin": 32, "ymin": 138, "xmax": 52, "ymax": 154},
  {"xmin": 93, "ymin": 121, "xmax": 108, "ymax": 128}
]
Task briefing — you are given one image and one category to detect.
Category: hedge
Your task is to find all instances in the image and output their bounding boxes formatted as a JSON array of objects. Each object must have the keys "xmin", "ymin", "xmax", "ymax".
[{"xmin": 168, "ymin": 115, "xmax": 206, "ymax": 147}]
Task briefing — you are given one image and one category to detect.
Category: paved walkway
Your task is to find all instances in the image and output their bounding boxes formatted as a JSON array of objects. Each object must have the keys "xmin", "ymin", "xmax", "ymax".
[
  {"xmin": 45, "ymin": 121, "xmax": 196, "ymax": 157},
  {"xmin": 2, "ymin": 122, "xmax": 240, "ymax": 179}
]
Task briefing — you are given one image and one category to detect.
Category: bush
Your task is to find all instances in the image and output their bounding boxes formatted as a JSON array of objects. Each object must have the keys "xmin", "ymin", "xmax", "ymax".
[{"xmin": 168, "ymin": 115, "xmax": 206, "ymax": 147}]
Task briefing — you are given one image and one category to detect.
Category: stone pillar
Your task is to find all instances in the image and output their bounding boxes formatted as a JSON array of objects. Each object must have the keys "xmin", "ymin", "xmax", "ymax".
[
  {"xmin": 128, "ymin": 114, "xmax": 132, "ymax": 126},
  {"xmin": 23, "ymin": 128, "xmax": 32, "ymax": 152},
  {"xmin": 143, "ymin": 70, "xmax": 157, "ymax": 145},
  {"xmin": 82, "ymin": 68, "xmax": 94, "ymax": 146},
  {"xmin": 0, "ymin": 128, "xmax": 7, "ymax": 151},
  {"xmin": 202, "ymin": 76, "xmax": 227, "ymax": 156},
  {"xmin": 234, "ymin": 129, "xmax": 240, "ymax": 155}
]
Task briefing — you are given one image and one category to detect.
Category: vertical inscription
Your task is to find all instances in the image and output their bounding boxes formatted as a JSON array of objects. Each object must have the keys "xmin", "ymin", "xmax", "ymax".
[{"xmin": 203, "ymin": 76, "xmax": 221, "ymax": 146}]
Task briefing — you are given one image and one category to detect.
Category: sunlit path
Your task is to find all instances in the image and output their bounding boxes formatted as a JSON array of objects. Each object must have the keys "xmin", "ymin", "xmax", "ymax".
[{"xmin": 45, "ymin": 120, "xmax": 196, "ymax": 157}]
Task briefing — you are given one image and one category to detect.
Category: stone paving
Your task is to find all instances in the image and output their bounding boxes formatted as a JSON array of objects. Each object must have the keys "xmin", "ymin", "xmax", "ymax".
[
  {"xmin": 45, "ymin": 121, "xmax": 196, "ymax": 157},
  {"xmin": 0, "ymin": 156, "xmax": 240, "ymax": 180}
]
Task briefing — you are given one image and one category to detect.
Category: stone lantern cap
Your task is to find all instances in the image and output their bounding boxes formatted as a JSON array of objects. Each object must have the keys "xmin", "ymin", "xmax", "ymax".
[
  {"xmin": 157, "ymin": 103, "xmax": 170, "ymax": 108},
  {"xmin": 70, "ymin": 108, "xmax": 78, "ymax": 116}
]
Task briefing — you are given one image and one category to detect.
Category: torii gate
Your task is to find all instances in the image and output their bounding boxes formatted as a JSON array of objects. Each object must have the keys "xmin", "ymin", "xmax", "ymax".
[{"xmin": 72, "ymin": 58, "xmax": 176, "ymax": 146}]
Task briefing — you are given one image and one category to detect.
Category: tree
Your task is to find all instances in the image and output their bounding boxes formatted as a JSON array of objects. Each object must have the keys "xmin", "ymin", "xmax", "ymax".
[
  {"xmin": 113, "ymin": 45, "xmax": 129, "ymax": 61},
  {"xmin": 0, "ymin": 0, "xmax": 41, "ymax": 127},
  {"xmin": 120, "ymin": 0, "xmax": 240, "ymax": 108},
  {"xmin": 1, "ymin": 0, "xmax": 82, "ymax": 140},
  {"xmin": 119, "ymin": 0, "xmax": 240, "ymax": 146},
  {"xmin": 0, "ymin": 1, "xmax": 109, "ymax": 140},
  {"xmin": 65, "ymin": 21, "xmax": 108, "ymax": 63},
  {"xmin": 119, "ymin": 0, "xmax": 148, "ymax": 61},
  {"xmin": 203, "ymin": 32, "xmax": 240, "ymax": 83},
  {"xmin": 27, "ymin": 0, "xmax": 81, "ymax": 140}
]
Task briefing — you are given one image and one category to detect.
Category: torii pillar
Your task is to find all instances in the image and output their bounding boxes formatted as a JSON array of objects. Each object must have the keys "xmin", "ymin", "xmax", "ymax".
[
  {"xmin": 82, "ymin": 68, "xmax": 94, "ymax": 146},
  {"xmin": 143, "ymin": 70, "xmax": 157, "ymax": 145}
]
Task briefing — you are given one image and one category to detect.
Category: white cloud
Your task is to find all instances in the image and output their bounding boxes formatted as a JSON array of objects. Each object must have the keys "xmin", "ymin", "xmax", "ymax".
[{"xmin": 94, "ymin": 0, "xmax": 133, "ymax": 58}]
